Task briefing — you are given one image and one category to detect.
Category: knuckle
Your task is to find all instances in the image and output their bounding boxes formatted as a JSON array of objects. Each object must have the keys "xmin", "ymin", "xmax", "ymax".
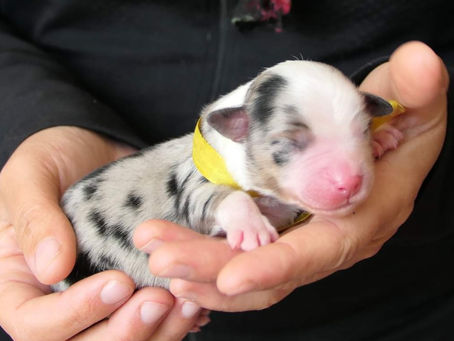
[
  {"xmin": 15, "ymin": 202, "xmax": 50, "ymax": 245},
  {"xmin": 68, "ymin": 297, "xmax": 102, "ymax": 327},
  {"xmin": 56, "ymin": 290, "xmax": 106, "ymax": 333}
]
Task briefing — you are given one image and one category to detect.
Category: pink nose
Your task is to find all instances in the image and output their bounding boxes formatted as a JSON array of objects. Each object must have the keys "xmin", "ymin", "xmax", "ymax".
[
  {"xmin": 308, "ymin": 172, "xmax": 363, "ymax": 209},
  {"xmin": 303, "ymin": 166, "xmax": 364, "ymax": 210},
  {"xmin": 334, "ymin": 174, "xmax": 362, "ymax": 198}
]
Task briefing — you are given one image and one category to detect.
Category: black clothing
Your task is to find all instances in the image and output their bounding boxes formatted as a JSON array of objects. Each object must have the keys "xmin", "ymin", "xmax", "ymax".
[{"xmin": 1, "ymin": 1, "xmax": 453, "ymax": 340}]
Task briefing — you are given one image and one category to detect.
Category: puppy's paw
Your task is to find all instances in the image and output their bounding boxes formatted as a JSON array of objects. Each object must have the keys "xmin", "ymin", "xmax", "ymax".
[
  {"xmin": 372, "ymin": 123, "xmax": 404, "ymax": 158},
  {"xmin": 216, "ymin": 191, "xmax": 278, "ymax": 251}
]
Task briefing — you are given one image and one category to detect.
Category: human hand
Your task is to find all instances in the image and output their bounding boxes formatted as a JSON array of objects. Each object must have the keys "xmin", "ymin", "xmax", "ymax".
[
  {"xmin": 0, "ymin": 222, "xmax": 207, "ymax": 340},
  {"xmin": 133, "ymin": 41, "xmax": 448, "ymax": 311},
  {"xmin": 0, "ymin": 126, "xmax": 206, "ymax": 340},
  {"xmin": 0, "ymin": 126, "xmax": 136, "ymax": 284}
]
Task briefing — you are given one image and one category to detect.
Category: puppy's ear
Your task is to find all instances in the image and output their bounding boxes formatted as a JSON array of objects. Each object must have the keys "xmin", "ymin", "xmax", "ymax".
[
  {"xmin": 361, "ymin": 92, "xmax": 393, "ymax": 117},
  {"xmin": 206, "ymin": 107, "xmax": 249, "ymax": 142}
]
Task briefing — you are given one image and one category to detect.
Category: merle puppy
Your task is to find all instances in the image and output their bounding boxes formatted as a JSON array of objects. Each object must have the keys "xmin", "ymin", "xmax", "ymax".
[{"xmin": 53, "ymin": 61, "xmax": 401, "ymax": 291}]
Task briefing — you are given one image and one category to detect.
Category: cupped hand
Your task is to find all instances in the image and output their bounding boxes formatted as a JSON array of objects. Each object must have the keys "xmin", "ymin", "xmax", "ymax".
[
  {"xmin": 133, "ymin": 41, "xmax": 448, "ymax": 311},
  {"xmin": 0, "ymin": 126, "xmax": 206, "ymax": 340},
  {"xmin": 0, "ymin": 126, "xmax": 136, "ymax": 284}
]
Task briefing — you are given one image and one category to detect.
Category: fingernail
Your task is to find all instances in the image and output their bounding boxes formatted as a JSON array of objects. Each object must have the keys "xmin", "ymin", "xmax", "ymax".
[
  {"xmin": 34, "ymin": 237, "xmax": 61, "ymax": 276},
  {"xmin": 140, "ymin": 239, "xmax": 163, "ymax": 253},
  {"xmin": 100, "ymin": 280, "xmax": 133, "ymax": 304},
  {"xmin": 160, "ymin": 264, "xmax": 192, "ymax": 279},
  {"xmin": 181, "ymin": 300, "xmax": 200, "ymax": 319},
  {"xmin": 140, "ymin": 301, "xmax": 169, "ymax": 324}
]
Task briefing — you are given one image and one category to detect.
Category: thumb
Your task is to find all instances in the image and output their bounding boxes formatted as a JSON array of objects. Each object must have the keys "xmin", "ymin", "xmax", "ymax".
[
  {"xmin": 361, "ymin": 41, "xmax": 448, "ymax": 134},
  {"xmin": 0, "ymin": 144, "xmax": 76, "ymax": 285}
]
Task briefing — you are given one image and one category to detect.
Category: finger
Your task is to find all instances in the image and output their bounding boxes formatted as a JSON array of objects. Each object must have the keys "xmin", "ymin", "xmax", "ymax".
[
  {"xmin": 361, "ymin": 41, "xmax": 448, "ymax": 132},
  {"xmin": 389, "ymin": 42, "xmax": 448, "ymax": 107},
  {"xmin": 149, "ymin": 298, "xmax": 203, "ymax": 340},
  {"xmin": 361, "ymin": 41, "xmax": 448, "ymax": 103},
  {"xmin": 216, "ymin": 220, "xmax": 354, "ymax": 295},
  {"xmin": 0, "ymin": 149, "xmax": 76, "ymax": 284},
  {"xmin": 362, "ymin": 42, "xmax": 447, "ymax": 200},
  {"xmin": 71, "ymin": 287, "xmax": 174, "ymax": 341},
  {"xmin": 134, "ymin": 220, "xmax": 240, "ymax": 283},
  {"xmin": 133, "ymin": 219, "xmax": 206, "ymax": 252},
  {"xmin": 0, "ymin": 270, "xmax": 135, "ymax": 341},
  {"xmin": 147, "ymin": 238, "xmax": 240, "ymax": 283},
  {"xmin": 170, "ymin": 278, "xmax": 294, "ymax": 312}
]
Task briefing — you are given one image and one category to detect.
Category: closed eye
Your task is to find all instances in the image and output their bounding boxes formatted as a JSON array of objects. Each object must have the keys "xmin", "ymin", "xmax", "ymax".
[{"xmin": 270, "ymin": 127, "xmax": 312, "ymax": 150}]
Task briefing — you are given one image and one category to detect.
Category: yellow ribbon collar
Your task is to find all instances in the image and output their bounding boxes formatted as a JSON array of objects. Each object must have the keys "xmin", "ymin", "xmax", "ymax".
[
  {"xmin": 371, "ymin": 100, "xmax": 406, "ymax": 131},
  {"xmin": 192, "ymin": 119, "xmax": 241, "ymax": 189}
]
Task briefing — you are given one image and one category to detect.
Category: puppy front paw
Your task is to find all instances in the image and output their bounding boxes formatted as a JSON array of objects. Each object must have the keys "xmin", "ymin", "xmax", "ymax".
[
  {"xmin": 215, "ymin": 191, "xmax": 279, "ymax": 251},
  {"xmin": 372, "ymin": 123, "xmax": 404, "ymax": 159}
]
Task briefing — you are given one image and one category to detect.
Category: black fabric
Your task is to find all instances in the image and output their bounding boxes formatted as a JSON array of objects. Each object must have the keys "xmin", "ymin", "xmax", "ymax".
[
  {"xmin": 0, "ymin": 1, "xmax": 453, "ymax": 340},
  {"xmin": 0, "ymin": 329, "xmax": 9, "ymax": 341}
]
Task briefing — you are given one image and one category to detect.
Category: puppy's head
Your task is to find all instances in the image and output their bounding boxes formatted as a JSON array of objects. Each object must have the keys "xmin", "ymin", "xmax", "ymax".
[{"xmin": 203, "ymin": 61, "xmax": 391, "ymax": 216}]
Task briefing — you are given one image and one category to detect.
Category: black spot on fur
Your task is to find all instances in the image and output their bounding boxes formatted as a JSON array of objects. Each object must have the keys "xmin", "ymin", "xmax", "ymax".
[
  {"xmin": 84, "ymin": 183, "xmax": 98, "ymax": 200},
  {"xmin": 111, "ymin": 224, "xmax": 132, "ymax": 249},
  {"xmin": 99, "ymin": 254, "xmax": 117, "ymax": 269},
  {"xmin": 251, "ymin": 74, "xmax": 287, "ymax": 125},
  {"xmin": 180, "ymin": 170, "xmax": 194, "ymax": 189},
  {"xmin": 174, "ymin": 172, "xmax": 192, "ymax": 213},
  {"xmin": 125, "ymin": 192, "xmax": 143, "ymax": 209},
  {"xmin": 89, "ymin": 210, "xmax": 109, "ymax": 235},
  {"xmin": 166, "ymin": 172, "xmax": 178, "ymax": 196},
  {"xmin": 167, "ymin": 168, "xmax": 197, "ymax": 222},
  {"xmin": 88, "ymin": 210, "xmax": 132, "ymax": 249},
  {"xmin": 181, "ymin": 195, "xmax": 191, "ymax": 224},
  {"xmin": 65, "ymin": 251, "xmax": 103, "ymax": 285}
]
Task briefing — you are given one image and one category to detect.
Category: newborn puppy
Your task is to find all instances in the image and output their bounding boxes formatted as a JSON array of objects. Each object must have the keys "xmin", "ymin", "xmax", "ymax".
[{"xmin": 53, "ymin": 61, "xmax": 400, "ymax": 291}]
